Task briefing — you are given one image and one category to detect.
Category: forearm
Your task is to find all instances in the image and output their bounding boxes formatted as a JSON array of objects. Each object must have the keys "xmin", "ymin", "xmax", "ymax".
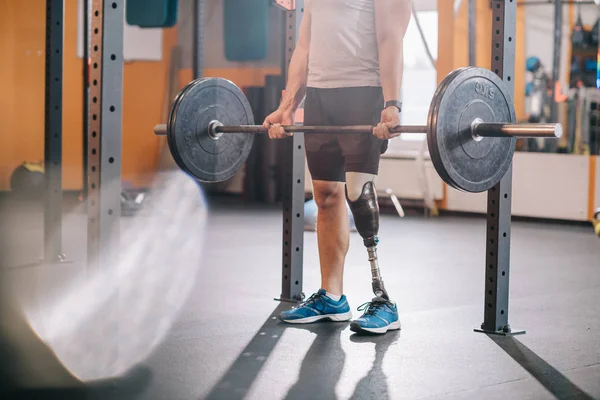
[
  {"xmin": 378, "ymin": 40, "xmax": 404, "ymax": 103},
  {"xmin": 279, "ymin": 48, "xmax": 309, "ymax": 112},
  {"xmin": 375, "ymin": 0, "xmax": 411, "ymax": 104}
]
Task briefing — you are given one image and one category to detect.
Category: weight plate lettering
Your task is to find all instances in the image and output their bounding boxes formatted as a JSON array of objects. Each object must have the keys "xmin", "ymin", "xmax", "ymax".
[{"xmin": 427, "ymin": 67, "xmax": 516, "ymax": 193}]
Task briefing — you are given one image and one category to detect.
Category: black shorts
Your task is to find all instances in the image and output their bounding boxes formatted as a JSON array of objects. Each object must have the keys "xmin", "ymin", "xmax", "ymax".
[{"xmin": 304, "ymin": 86, "xmax": 387, "ymax": 182}]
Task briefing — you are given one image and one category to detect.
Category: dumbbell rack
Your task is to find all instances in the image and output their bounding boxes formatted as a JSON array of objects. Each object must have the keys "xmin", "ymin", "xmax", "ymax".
[{"xmin": 277, "ymin": 0, "xmax": 523, "ymax": 336}]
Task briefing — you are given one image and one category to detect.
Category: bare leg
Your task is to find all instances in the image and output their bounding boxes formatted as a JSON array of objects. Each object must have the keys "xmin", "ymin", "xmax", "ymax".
[{"xmin": 312, "ymin": 180, "xmax": 349, "ymax": 296}]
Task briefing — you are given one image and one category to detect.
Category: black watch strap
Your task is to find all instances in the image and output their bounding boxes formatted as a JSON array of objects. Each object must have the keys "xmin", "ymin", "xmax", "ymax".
[{"xmin": 384, "ymin": 100, "xmax": 402, "ymax": 112}]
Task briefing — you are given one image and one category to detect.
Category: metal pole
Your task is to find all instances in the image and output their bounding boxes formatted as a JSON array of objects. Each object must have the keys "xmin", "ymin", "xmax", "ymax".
[
  {"xmin": 475, "ymin": 0, "xmax": 524, "ymax": 336},
  {"xmin": 278, "ymin": 0, "xmax": 306, "ymax": 303},
  {"xmin": 193, "ymin": 0, "xmax": 204, "ymax": 80},
  {"xmin": 83, "ymin": 0, "xmax": 89, "ymax": 204},
  {"xmin": 87, "ymin": 0, "xmax": 123, "ymax": 272},
  {"xmin": 469, "ymin": 0, "xmax": 476, "ymax": 66},
  {"xmin": 551, "ymin": 0, "xmax": 562, "ymax": 123},
  {"xmin": 154, "ymin": 122, "xmax": 562, "ymax": 138},
  {"xmin": 44, "ymin": 0, "xmax": 65, "ymax": 263}
]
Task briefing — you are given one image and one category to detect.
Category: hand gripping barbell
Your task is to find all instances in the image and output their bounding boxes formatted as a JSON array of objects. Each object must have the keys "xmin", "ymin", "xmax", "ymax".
[{"xmin": 154, "ymin": 67, "xmax": 561, "ymax": 193}]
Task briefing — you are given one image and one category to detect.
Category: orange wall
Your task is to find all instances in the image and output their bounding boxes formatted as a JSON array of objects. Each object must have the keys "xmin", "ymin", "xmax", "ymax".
[
  {"xmin": 448, "ymin": 0, "xmax": 526, "ymax": 120},
  {"xmin": 0, "ymin": 0, "xmax": 175, "ymax": 191}
]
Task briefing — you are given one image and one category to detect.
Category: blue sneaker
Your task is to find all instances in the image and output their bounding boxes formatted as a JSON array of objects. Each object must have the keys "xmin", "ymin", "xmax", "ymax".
[
  {"xmin": 350, "ymin": 297, "xmax": 401, "ymax": 334},
  {"xmin": 279, "ymin": 289, "xmax": 352, "ymax": 323}
]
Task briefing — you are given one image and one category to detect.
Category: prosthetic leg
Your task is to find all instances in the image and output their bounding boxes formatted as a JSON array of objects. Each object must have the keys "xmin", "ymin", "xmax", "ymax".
[{"xmin": 346, "ymin": 174, "xmax": 389, "ymax": 301}]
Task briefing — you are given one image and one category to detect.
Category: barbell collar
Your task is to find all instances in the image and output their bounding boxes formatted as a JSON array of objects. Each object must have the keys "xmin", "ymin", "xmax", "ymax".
[
  {"xmin": 473, "ymin": 122, "xmax": 563, "ymax": 139},
  {"xmin": 154, "ymin": 124, "xmax": 167, "ymax": 136}
]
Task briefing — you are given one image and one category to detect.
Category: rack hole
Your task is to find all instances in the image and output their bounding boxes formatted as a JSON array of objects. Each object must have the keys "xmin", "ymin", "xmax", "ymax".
[
  {"xmin": 92, "ymin": 149, "xmax": 97, "ymax": 155},
  {"xmin": 109, "ymin": 157, "xmax": 114, "ymax": 163},
  {"xmin": 111, "ymin": 54, "xmax": 116, "ymax": 60},
  {"xmin": 112, "ymin": 2, "xmax": 117, "ymax": 8},
  {"xmin": 108, "ymin": 209, "xmax": 113, "ymax": 215},
  {"xmin": 92, "ymin": 131, "xmax": 97, "ymax": 138},
  {"xmin": 109, "ymin": 105, "xmax": 115, "ymax": 112},
  {"xmin": 489, "ymin": 264, "xmax": 494, "ymax": 269},
  {"xmin": 501, "ymin": 310, "xmax": 505, "ymax": 315},
  {"xmin": 502, "ymin": 271, "xmax": 506, "ymax": 276},
  {"xmin": 488, "ymin": 303, "xmax": 492, "ymax": 308},
  {"xmin": 296, "ymin": 247, "xmax": 300, "ymax": 252},
  {"xmin": 503, "ymin": 232, "xmax": 507, "ymax": 237}
]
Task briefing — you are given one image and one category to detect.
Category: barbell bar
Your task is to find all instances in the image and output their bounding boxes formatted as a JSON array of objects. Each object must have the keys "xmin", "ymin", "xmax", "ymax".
[
  {"xmin": 155, "ymin": 66, "xmax": 563, "ymax": 192},
  {"xmin": 153, "ymin": 121, "xmax": 561, "ymax": 138}
]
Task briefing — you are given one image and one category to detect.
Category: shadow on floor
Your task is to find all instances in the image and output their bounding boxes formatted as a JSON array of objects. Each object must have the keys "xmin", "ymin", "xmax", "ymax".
[
  {"xmin": 347, "ymin": 331, "xmax": 400, "ymax": 400},
  {"xmin": 205, "ymin": 303, "xmax": 400, "ymax": 400},
  {"xmin": 490, "ymin": 335, "xmax": 595, "ymax": 400},
  {"xmin": 204, "ymin": 303, "xmax": 290, "ymax": 400}
]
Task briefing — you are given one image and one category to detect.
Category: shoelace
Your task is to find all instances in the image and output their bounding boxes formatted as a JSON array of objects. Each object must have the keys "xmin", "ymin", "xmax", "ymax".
[
  {"xmin": 298, "ymin": 292, "xmax": 327, "ymax": 310},
  {"xmin": 357, "ymin": 300, "xmax": 387, "ymax": 316}
]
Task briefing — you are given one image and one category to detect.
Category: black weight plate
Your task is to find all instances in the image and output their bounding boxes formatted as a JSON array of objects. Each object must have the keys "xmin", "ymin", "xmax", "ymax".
[
  {"xmin": 427, "ymin": 67, "xmax": 474, "ymax": 190},
  {"xmin": 428, "ymin": 67, "xmax": 516, "ymax": 193},
  {"xmin": 167, "ymin": 80, "xmax": 199, "ymax": 172},
  {"xmin": 167, "ymin": 78, "xmax": 255, "ymax": 182}
]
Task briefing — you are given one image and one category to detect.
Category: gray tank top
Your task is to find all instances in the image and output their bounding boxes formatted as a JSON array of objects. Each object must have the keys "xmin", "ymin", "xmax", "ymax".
[{"xmin": 306, "ymin": 0, "xmax": 381, "ymax": 89}]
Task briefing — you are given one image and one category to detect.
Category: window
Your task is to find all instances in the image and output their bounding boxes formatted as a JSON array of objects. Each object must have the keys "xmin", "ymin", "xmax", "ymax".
[{"xmin": 387, "ymin": 11, "xmax": 438, "ymax": 153}]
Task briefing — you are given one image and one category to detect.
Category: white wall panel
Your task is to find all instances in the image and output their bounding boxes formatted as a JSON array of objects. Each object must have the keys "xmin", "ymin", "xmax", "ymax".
[{"xmin": 512, "ymin": 153, "xmax": 589, "ymax": 221}]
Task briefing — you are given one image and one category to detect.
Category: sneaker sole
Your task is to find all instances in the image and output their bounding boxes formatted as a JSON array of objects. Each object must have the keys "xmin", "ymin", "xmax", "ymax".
[
  {"xmin": 281, "ymin": 311, "xmax": 353, "ymax": 324},
  {"xmin": 349, "ymin": 320, "xmax": 401, "ymax": 334}
]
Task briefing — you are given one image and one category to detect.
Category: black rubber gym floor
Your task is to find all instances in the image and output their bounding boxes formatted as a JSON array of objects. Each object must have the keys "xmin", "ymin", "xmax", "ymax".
[{"xmin": 1, "ymin": 179, "xmax": 599, "ymax": 400}]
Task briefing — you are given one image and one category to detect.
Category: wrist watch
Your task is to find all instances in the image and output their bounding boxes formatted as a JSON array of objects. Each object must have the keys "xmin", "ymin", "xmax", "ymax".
[{"xmin": 384, "ymin": 100, "xmax": 402, "ymax": 113}]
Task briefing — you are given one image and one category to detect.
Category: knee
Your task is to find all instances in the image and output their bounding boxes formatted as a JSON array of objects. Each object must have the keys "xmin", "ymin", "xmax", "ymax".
[{"xmin": 313, "ymin": 183, "xmax": 344, "ymax": 211}]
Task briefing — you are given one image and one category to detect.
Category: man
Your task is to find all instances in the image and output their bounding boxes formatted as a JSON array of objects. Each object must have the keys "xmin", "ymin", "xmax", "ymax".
[{"xmin": 263, "ymin": 0, "xmax": 411, "ymax": 334}]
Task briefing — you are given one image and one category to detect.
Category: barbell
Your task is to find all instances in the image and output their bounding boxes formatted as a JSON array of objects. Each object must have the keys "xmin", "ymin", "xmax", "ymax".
[{"xmin": 154, "ymin": 66, "xmax": 562, "ymax": 193}]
